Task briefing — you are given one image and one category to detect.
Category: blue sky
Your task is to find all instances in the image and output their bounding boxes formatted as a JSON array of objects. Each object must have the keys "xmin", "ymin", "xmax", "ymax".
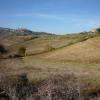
[{"xmin": 0, "ymin": 0, "xmax": 100, "ymax": 34}]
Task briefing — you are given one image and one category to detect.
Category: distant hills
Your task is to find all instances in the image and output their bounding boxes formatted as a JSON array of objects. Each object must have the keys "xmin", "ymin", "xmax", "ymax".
[
  {"xmin": 0, "ymin": 27, "xmax": 55, "ymax": 37},
  {"xmin": 1, "ymin": 27, "xmax": 100, "ymax": 63},
  {"xmin": 0, "ymin": 27, "xmax": 100, "ymax": 37}
]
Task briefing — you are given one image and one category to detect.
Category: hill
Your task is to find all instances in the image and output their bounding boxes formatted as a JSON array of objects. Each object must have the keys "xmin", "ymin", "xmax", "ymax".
[
  {"xmin": 41, "ymin": 36, "xmax": 100, "ymax": 63},
  {"xmin": 0, "ymin": 27, "xmax": 55, "ymax": 37},
  {"xmin": 3, "ymin": 32, "xmax": 97, "ymax": 57},
  {"xmin": 1, "ymin": 28, "xmax": 100, "ymax": 99},
  {"xmin": 0, "ymin": 27, "xmax": 56, "ymax": 46}
]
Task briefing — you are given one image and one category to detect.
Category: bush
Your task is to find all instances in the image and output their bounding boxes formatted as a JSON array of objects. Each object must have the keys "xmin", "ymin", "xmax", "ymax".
[
  {"xmin": 45, "ymin": 45, "xmax": 55, "ymax": 52},
  {"xmin": 0, "ymin": 44, "xmax": 7, "ymax": 54},
  {"xmin": 16, "ymin": 73, "xmax": 33, "ymax": 100},
  {"xmin": 0, "ymin": 73, "xmax": 88, "ymax": 100},
  {"xmin": 0, "ymin": 73, "xmax": 37, "ymax": 100},
  {"xmin": 18, "ymin": 46, "xmax": 26, "ymax": 57},
  {"xmin": 36, "ymin": 74, "xmax": 83, "ymax": 100},
  {"xmin": 0, "ymin": 74, "xmax": 17, "ymax": 100}
]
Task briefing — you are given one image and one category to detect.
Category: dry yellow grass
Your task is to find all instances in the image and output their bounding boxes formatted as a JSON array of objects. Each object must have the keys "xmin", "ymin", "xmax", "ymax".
[
  {"xmin": 0, "ymin": 35, "xmax": 33, "ymax": 46},
  {"xmin": 1, "ymin": 34, "xmax": 100, "ymax": 99},
  {"xmin": 5, "ymin": 34, "xmax": 90, "ymax": 56},
  {"xmin": 42, "ymin": 36, "xmax": 100, "ymax": 63}
]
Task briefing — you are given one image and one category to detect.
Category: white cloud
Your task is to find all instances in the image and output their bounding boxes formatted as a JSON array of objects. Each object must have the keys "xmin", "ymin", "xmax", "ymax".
[{"xmin": 15, "ymin": 13, "xmax": 63, "ymax": 20}]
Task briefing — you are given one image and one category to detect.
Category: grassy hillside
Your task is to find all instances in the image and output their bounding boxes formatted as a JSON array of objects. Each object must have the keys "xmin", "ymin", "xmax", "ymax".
[
  {"xmin": 4, "ymin": 32, "xmax": 96, "ymax": 57},
  {"xmin": 0, "ymin": 27, "xmax": 54, "ymax": 37},
  {"xmin": 41, "ymin": 36, "xmax": 100, "ymax": 63},
  {"xmin": 1, "ymin": 29, "xmax": 100, "ymax": 99}
]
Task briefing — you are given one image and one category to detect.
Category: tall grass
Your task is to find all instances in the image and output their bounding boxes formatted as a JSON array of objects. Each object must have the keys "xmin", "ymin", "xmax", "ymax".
[
  {"xmin": 0, "ymin": 73, "xmax": 84, "ymax": 100},
  {"xmin": 0, "ymin": 73, "xmax": 99, "ymax": 100}
]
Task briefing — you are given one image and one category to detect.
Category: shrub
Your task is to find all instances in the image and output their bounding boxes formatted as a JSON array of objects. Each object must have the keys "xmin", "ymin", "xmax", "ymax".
[
  {"xmin": 18, "ymin": 46, "xmax": 26, "ymax": 57},
  {"xmin": 36, "ymin": 74, "xmax": 83, "ymax": 100},
  {"xmin": 16, "ymin": 73, "xmax": 32, "ymax": 100},
  {"xmin": 0, "ymin": 44, "xmax": 7, "ymax": 54},
  {"xmin": 96, "ymin": 32, "xmax": 100, "ymax": 35},
  {"xmin": 0, "ymin": 73, "xmax": 88, "ymax": 100},
  {"xmin": 0, "ymin": 73, "xmax": 37, "ymax": 100},
  {"xmin": 45, "ymin": 45, "xmax": 55, "ymax": 52},
  {"xmin": 0, "ymin": 74, "xmax": 17, "ymax": 100}
]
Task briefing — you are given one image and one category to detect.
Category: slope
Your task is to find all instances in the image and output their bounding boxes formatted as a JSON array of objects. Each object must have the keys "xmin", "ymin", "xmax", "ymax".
[
  {"xmin": 41, "ymin": 36, "xmax": 100, "ymax": 63},
  {"xmin": 6, "ymin": 33, "xmax": 94, "ymax": 56}
]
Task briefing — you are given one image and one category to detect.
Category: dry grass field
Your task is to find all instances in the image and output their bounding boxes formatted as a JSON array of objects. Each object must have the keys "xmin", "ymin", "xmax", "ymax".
[
  {"xmin": 42, "ymin": 36, "xmax": 100, "ymax": 63},
  {"xmin": 0, "ymin": 33, "xmax": 100, "ymax": 99}
]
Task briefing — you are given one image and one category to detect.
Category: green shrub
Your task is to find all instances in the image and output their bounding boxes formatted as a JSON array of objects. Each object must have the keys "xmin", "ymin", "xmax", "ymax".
[
  {"xmin": 18, "ymin": 46, "xmax": 26, "ymax": 57},
  {"xmin": 45, "ymin": 45, "xmax": 55, "ymax": 52},
  {"xmin": 0, "ymin": 44, "xmax": 7, "ymax": 54},
  {"xmin": 96, "ymin": 32, "xmax": 100, "ymax": 35}
]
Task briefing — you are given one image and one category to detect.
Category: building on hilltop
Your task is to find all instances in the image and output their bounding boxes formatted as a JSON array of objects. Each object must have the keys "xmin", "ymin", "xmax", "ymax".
[{"xmin": 91, "ymin": 28, "xmax": 100, "ymax": 33}]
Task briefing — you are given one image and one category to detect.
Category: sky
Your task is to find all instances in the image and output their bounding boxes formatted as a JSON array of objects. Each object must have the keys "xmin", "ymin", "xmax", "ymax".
[{"xmin": 0, "ymin": 0, "xmax": 100, "ymax": 34}]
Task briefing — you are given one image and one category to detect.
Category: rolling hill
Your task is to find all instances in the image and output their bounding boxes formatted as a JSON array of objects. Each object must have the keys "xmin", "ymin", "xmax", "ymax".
[
  {"xmin": 0, "ymin": 27, "xmax": 55, "ymax": 46},
  {"xmin": 2, "ymin": 31, "xmax": 96, "ymax": 57},
  {"xmin": 1, "ymin": 27, "xmax": 100, "ymax": 99},
  {"xmin": 0, "ymin": 27, "xmax": 55, "ymax": 37},
  {"xmin": 41, "ymin": 36, "xmax": 100, "ymax": 63}
]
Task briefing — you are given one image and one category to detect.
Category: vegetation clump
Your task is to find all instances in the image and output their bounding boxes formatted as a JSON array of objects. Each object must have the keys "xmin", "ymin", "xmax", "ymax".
[
  {"xmin": 18, "ymin": 46, "xmax": 26, "ymax": 57},
  {"xmin": 0, "ymin": 73, "xmax": 84, "ymax": 100},
  {"xmin": 45, "ymin": 45, "xmax": 55, "ymax": 52},
  {"xmin": 0, "ymin": 44, "xmax": 7, "ymax": 54},
  {"xmin": 0, "ymin": 73, "xmax": 37, "ymax": 100},
  {"xmin": 36, "ymin": 74, "xmax": 83, "ymax": 100}
]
